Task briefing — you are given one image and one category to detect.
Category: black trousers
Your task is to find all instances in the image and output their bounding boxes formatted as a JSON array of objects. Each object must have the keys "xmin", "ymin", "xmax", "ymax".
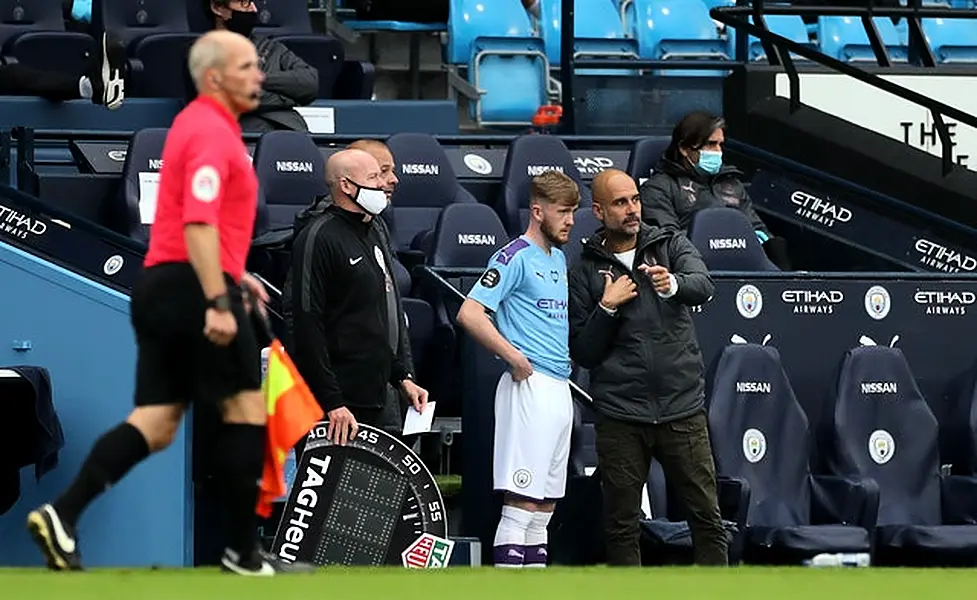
[
  {"xmin": 595, "ymin": 410, "xmax": 728, "ymax": 566},
  {"xmin": 0, "ymin": 63, "xmax": 81, "ymax": 102}
]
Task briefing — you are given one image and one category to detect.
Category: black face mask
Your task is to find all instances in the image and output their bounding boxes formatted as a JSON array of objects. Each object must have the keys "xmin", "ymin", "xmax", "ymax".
[{"xmin": 224, "ymin": 9, "xmax": 257, "ymax": 37}]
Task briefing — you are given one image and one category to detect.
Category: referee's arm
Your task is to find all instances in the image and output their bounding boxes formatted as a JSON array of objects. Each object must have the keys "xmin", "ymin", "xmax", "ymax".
[
  {"xmin": 182, "ymin": 145, "xmax": 231, "ymax": 301},
  {"xmin": 289, "ymin": 230, "xmax": 345, "ymax": 411}
]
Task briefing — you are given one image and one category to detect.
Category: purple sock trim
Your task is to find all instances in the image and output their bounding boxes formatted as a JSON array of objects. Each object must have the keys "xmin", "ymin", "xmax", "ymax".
[
  {"xmin": 524, "ymin": 544, "xmax": 548, "ymax": 566},
  {"xmin": 493, "ymin": 544, "xmax": 527, "ymax": 566}
]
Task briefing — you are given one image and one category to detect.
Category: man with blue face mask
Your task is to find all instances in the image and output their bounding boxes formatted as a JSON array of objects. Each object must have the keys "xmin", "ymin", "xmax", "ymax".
[
  {"xmin": 285, "ymin": 149, "xmax": 429, "ymax": 446},
  {"xmin": 640, "ymin": 111, "xmax": 791, "ymax": 270}
]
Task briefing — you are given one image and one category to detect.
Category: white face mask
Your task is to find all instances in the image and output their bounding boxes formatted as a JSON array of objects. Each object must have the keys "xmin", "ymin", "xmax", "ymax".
[{"xmin": 347, "ymin": 180, "xmax": 388, "ymax": 216}]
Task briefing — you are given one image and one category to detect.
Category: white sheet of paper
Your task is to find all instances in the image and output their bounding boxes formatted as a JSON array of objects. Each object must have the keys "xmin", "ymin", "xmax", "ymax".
[
  {"xmin": 138, "ymin": 171, "xmax": 161, "ymax": 224},
  {"xmin": 403, "ymin": 401, "xmax": 436, "ymax": 436},
  {"xmin": 295, "ymin": 106, "xmax": 336, "ymax": 134}
]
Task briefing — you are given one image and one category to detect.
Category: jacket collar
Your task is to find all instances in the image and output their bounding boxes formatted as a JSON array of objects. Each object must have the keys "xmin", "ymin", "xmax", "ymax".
[{"xmin": 327, "ymin": 203, "xmax": 375, "ymax": 235}]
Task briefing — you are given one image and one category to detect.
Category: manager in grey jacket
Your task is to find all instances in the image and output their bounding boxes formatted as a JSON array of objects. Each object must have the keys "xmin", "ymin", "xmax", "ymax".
[
  {"xmin": 568, "ymin": 169, "xmax": 727, "ymax": 567},
  {"xmin": 205, "ymin": 0, "xmax": 318, "ymax": 132}
]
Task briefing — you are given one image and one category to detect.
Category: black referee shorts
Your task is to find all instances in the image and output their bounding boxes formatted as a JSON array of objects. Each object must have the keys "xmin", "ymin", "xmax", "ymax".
[{"xmin": 130, "ymin": 262, "xmax": 261, "ymax": 407}]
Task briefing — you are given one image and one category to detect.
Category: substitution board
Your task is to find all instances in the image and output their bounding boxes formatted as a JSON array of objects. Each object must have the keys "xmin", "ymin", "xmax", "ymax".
[{"xmin": 271, "ymin": 422, "xmax": 453, "ymax": 568}]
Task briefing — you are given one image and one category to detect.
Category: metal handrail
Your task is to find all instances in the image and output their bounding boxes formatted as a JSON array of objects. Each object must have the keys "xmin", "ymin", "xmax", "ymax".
[{"xmin": 711, "ymin": 0, "xmax": 977, "ymax": 176}]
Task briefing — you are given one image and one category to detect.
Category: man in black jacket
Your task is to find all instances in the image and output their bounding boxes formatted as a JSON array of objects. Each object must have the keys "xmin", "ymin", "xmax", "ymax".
[
  {"xmin": 568, "ymin": 169, "xmax": 727, "ymax": 567},
  {"xmin": 205, "ymin": 0, "xmax": 318, "ymax": 132},
  {"xmin": 286, "ymin": 149, "xmax": 428, "ymax": 445}
]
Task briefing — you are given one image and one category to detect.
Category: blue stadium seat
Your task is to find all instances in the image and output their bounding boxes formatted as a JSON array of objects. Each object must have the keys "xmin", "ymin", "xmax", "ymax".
[
  {"xmin": 403, "ymin": 297, "xmax": 436, "ymax": 375},
  {"xmin": 251, "ymin": 131, "xmax": 327, "ymax": 230},
  {"xmin": 537, "ymin": 0, "xmax": 638, "ymax": 72},
  {"xmin": 626, "ymin": 136, "xmax": 670, "ymax": 185},
  {"xmin": 447, "ymin": 0, "xmax": 549, "ymax": 126},
  {"xmin": 248, "ymin": 0, "xmax": 346, "ymax": 99},
  {"xmin": 818, "ymin": 16, "xmax": 908, "ymax": 63},
  {"xmin": 707, "ymin": 342, "xmax": 878, "ymax": 564},
  {"xmin": 728, "ymin": 15, "xmax": 813, "ymax": 63},
  {"xmin": 563, "ymin": 207, "xmax": 602, "ymax": 267},
  {"xmin": 497, "ymin": 134, "xmax": 591, "ymax": 234},
  {"xmin": 922, "ymin": 18, "xmax": 977, "ymax": 64},
  {"xmin": 95, "ymin": 0, "xmax": 199, "ymax": 98},
  {"xmin": 385, "ymin": 132, "xmax": 478, "ymax": 252},
  {"xmin": 823, "ymin": 345, "xmax": 977, "ymax": 565},
  {"xmin": 0, "ymin": 0, "xmax": 96, "ymax": 74},
  {"xmin": 687, "ymin": 208, "xmax": 779, "ymax": 271},
  {"xmin": 117, "ymin": 127, "xmax": 168, "ymax": 243},
  {"xmin": 428, "ymin": 203, "xmax": 508, "ymax": 269},
  {"xmin": 626, "ymin": 0, "xmax": 730, "ymax": 76}
]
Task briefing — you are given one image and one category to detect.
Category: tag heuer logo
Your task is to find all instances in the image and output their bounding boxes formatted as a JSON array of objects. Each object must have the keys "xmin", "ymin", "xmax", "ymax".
[{"xmin": 401, "ymin": 533, "xmax": 455, "ymax": 568}]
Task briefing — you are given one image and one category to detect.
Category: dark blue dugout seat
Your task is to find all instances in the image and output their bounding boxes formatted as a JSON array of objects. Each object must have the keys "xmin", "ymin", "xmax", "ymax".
[
  {"xmin": 417, "ymin": 203, "xmax": 509, "ymax": 417},
  {"xmin": 626, "ymin": 137, "xmax": 670, "ymax": 186},
  {"xmin": 708, "ymin": 342, "xmax": 878, "ymax": 564},
  {"xmin": 562, "ymin": 207, "xmax": 602, "ymax": 267},
  {"xmin": 496, "ymin": 134, "xmax": 591, "ymax": 235},
  {"xmin": 403, "ymin": 297, "xmax": 435, "ymax": 378},
  {"xmin": 688, "ymin": 208, "xmax": 779, "ymax": 271},
  {"xmin": 385, "ymin": 132, "xmax": 478, "ymax": 252},
  {"xmin": 95, "ymin": 0, "xmax": 199, "ymax": 99},
  {"xmin": 822, "ymin": 345, "xmax": 977, "ymax": 566},
  {"xmin": 639, "ymin": 459, "xmax": 749, "ymax": 565},
  {"xmin": 251, "ymin": 131, "xmax": 327, "ymax": 230},
  {"xmin": 0, "ymin": 0, "xmax": 95, "ymax": 74},
  {"xmin": 248, "ymin": 0, "xmax": 345, "ymax": 99},
  {"xmin": 117, "ymin": 127, "xmax": 168, "ymax": 243},
  {"xmin": 940, "ymin": 356, "xmax": 977, "ymax": 476}
]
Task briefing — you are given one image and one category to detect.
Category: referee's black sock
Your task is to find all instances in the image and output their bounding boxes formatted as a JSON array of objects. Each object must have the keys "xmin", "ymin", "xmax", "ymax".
[
  {"xmin": 216, "ymin": 423, "xmax": 266, "ymax": 560},
  {"xmin": 53, "ymin": 422, "xmax": 150, "ymax": 527}
]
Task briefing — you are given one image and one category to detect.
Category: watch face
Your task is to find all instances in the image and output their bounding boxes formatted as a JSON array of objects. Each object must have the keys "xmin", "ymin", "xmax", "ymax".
[{"xmin": 270, "ymin": 422, "xmax": 450, "ymax": 568}]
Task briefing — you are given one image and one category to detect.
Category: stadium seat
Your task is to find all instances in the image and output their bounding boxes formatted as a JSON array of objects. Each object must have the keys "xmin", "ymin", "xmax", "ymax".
[
  {"xmin": 95, "ymin": 0, "xmax": 199, "ymax": 98},
  {"xmin": 687, "ymin": 208, "xmax": 780, "ymax": 271},
  {"xmin": 384, "ymin": 132, "xmax": 478, "ymax": 252},
  {"xmin": 497, "ymin": 134, "xmax": 592, "ymax": 234},
  {"xmin": 562, "ymin": 207, "xmax": 602, "ymax": 267},
  {"xmin": 0, "ymin": 0, "xmax": 96, "ymax": 74},
  {"xmin": 707, "ymin": 342, "xmax": 878, "ymax": 564},
  {"xmin": 728, "ymin": 15, "xmax": 813, "ymax": 63},
  {"xmin": 626, "ymin": 0, "xmax": 730, "ymax": 76},
  {"xmin": 537, "ymin": 0, "xmax": 638, "ymax": 71},
  {"xmin": 821, "ymin": 344, "xmax": 977, "ymax": 566},
  {"xmin": 446, "ymin": 0, "xmax": 549, "ymax": 126},
  {"xmin": 940, "ymin": 357, "xmax": 977, "ymax": 476},
  {"xmin": 117, "ymin": 127, "xmax": 168, "ymax": 243},
  {"xmin": 251, "ymin": 131, "xmax": 327, "ymax": 230},
  {"xmin": 818, "ymin": 16, "xmax": 908, "ymax": 63},
  {"xmin": 640, "ymin": 459, "xmax": 749, "ymax": 565},
  {"xmin": 428, "ymin": 203, "xmax": 508, "ymax": 271},
  {"xmin": 248, "ymin": 0, "xmax": 346, "ymax": 99},
  {"xmin": 403, "ymin": 297, "xmax": 436, "ymax": 375},
  {"xmin": 626, "ymin": 136, "xmax": 670, "ymax": 185},
  {"xmin": 922, "ymin": 18, "xmax": 977, "ymax": 64}
]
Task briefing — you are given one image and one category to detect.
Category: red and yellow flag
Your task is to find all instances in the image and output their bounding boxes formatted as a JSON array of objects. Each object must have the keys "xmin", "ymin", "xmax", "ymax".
[{"xmin": 256, "ymin": 339, "xmax": 324, "ymax": 518}]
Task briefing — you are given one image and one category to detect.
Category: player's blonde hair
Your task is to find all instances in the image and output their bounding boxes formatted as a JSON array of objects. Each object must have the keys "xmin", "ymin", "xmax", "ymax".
[{"xmin": 530, "ymin": 170, "xmax": 580, "ymax": 207}]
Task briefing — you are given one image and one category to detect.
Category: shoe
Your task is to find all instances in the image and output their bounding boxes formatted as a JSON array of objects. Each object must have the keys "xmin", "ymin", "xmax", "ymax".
[
  {"xmin": 26, "ymin": 504, "xmax": 83, "ymax": 571},
  {"xmin": 90, "ymin": 31, "xmax": 125, "ymax": 110},
  {"xmin": 220, "ymin": 546, "xmax": 318, "ymax": 576}
]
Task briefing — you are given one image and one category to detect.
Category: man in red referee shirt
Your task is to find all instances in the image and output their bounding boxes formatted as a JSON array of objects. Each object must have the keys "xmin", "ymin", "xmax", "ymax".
[{"xmin": 26, "ymin": 30, "xmax": 312, "ymax": 576}]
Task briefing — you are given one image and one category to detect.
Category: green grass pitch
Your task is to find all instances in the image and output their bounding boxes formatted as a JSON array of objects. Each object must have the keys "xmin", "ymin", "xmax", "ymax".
[{"xmin": 0, "ymin": 567, "xmax": 973, "ymax": 600}]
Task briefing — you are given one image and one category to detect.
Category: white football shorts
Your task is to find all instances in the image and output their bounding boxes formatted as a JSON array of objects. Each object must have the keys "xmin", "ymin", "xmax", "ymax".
[{"xmin": 493, "ymin": 369, "xmax": 573, "ymax": 500}]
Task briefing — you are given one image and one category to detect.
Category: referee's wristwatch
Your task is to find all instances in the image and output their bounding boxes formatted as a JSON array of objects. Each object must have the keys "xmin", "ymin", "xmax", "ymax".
[{"xmin": 206, "ymin": 293, "xmax": 232, "ymax": 313}]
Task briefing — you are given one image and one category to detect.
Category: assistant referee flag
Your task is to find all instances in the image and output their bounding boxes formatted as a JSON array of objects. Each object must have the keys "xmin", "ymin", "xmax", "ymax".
[{"xmin": 257, "ymin": 339, "xmax": 324, "ymax": 518}]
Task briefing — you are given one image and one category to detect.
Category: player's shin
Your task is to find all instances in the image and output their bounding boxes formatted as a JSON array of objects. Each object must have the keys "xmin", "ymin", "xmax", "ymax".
[
  {"xmin": 524, "ymin": 510, "xmax": 553, "ymax": 568},
  {"xmin": 493, "ymin": 505, "xmax": 534, "ymax": 568}
]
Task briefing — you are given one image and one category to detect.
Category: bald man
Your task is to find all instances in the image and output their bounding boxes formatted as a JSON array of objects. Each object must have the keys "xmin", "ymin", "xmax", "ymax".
[
  {"xmin": 286, "ymin": 149, "xmax": 428, "ymax": 447},
  {"xmin": 26, "ymin": 32, "xmax": 314, "ymax": 576},
  {"xmin": 567, "ymin": 169, "xmax": 728, "ymax": 567}
]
